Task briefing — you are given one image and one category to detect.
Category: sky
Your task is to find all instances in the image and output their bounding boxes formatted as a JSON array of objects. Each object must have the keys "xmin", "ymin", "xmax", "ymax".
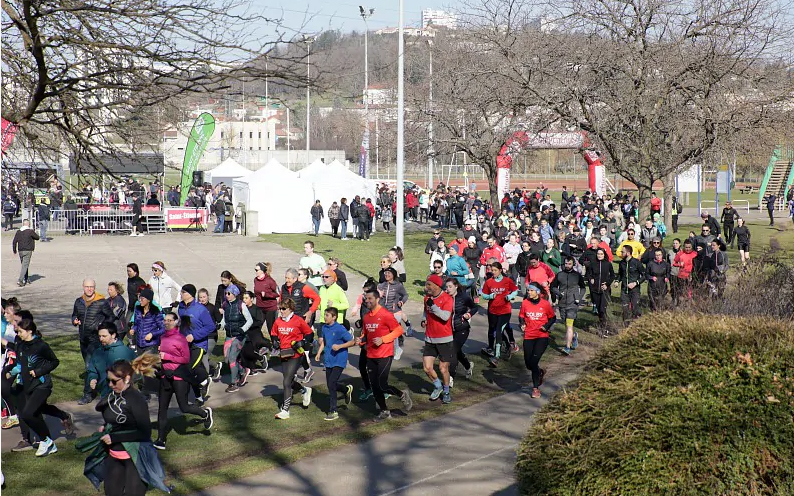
[{"xmin": 255, "ymin": 0, "xmax": 449, "ymax": 36}]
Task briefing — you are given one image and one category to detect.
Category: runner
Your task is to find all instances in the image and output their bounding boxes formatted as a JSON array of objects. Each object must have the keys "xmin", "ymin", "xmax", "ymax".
[
  {"xmin": 443, "ymin": 278, "xmax": 478, "ymax": 381},
  {"xmin": 550, "ymin": 256, "xmax": 586, "ymax": 355},
  {"xmin": 281, "ymin": 268, "xmax": 320, "ymax": 383},
  {"xmin": 129, "ymin": 287, "xmax": 164, "ymax": 399},
  {"xmin": 615, "ymin": 245, "xmax": 645, "ymax": 323},
  {"xmin": 377, "ymin": 267, "xmax": 409, "ymax": 361},
  {"xmin": 176, "ymin": 284, "xmax": 215, "ymax": 401},
  {"xmin": 271, "ymin": 298, "xmax": 314, "ymax": 419},
  {"xmin": 351, "ymin": 279, "xmax": 378, "ymax": 401},
  {"xmin": 519, "ymin": 284, "xmax": 557, "ymax": 399},
  {"xmin": 358, "ymin": 289, "xmax": 412, "ymax": 420},
  {"xmin": 314, "ymin": 307, "xmax": 355, "ymax": 421},
  {"xmin": 481, "ymin": 261, "xmax": 518, "ymax": 367},
  {"xmin": 240, "ymin": 291, "xmax": 268, "ymax": 379},
  {"xmin": 585, "ymin": 248, "xmax": 615, "ymax": 325},
  {"xmin": 253, "ymin": 262, "xmax": 279, "ymax": 332},
  {"xmin": 214, "ymin": 270, "xmax": 247, "ymax": 310},
  {"xmin": 734, "ymin": 218, "xmax": 751, "ymax": 267},
  {"xmin": 646, "ymin": 248, "xmax": 670, "ymax": 310},
  {"xmin": 153, "ymin": 312, "xmax": 213, "ymax": 450},
  {"xmin": 421, "ymin": 274, "xmax": 455, "ymax": 403},
  {"xmin": 197, "ymin": 288, "xmax": 222, "ymax": 380},
  {"xmin": 220, "ymin": 284, "xmax": 253, "ymax": 393},
  {"xmin": 148, "ymin": 261, "xmax": 181, "ymax": 309},
  {"xmin": 299, "ymin": 240, "xmax": 327, "ymax": 287},
  {"xmin": 85, "ymin": 322, "xmax": 135, "ymax": 400}
]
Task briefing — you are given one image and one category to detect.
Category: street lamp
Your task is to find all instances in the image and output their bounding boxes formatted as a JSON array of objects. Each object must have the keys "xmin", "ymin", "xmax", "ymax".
[
  {"xmin": 427, "ymin": 39, "xmax": 434, "ymax": 190},
  {"xmin": 303, "ymin": 35, "xmax": 316, "ymax": 166},
  {"xmin": 396, "ymin": 0, "xmax": 405, "ymax": 248},
  {"xmin": 360, "ymin": 6, "xmax": 375, "ymax": 178}
]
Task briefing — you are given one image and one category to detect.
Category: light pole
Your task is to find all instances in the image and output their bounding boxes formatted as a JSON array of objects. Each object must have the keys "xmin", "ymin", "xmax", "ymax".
[
  {"xmin": 427, "ymin": 39, "xmax": 435, "ymax": 190},
  {"xmin": 303, "ymin": 35, "xmax": 316, "ymax": 166},
  {"xmin": 360, "ymin": 6, "xmax": 375, "ymax": 178},
  {"xmin": 396, "ymin": 0, "xmax": 405, "ymax": 248}
]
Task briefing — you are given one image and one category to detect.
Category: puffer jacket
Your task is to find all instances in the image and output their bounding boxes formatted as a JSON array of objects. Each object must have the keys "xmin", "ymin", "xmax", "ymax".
[
  {"xmin": 72, "ymin": 294, "xmax": 115, "ymax": 338},
  {"xmin": 131, "ymin": 304, "xmax": 165, "ymax": 349},
  {"xmin": 451, "ymin": 292, "xmax": 478, "ymax": 334},
  {"xmin": 378, "ymin": 281, "xmax": 408, "ymax": 314}
]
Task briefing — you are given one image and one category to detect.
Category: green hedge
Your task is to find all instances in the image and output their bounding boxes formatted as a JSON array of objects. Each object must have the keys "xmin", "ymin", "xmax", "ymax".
[{"xmin": 516, "ymin": 313, "xmax": 794, "ymax": 496}]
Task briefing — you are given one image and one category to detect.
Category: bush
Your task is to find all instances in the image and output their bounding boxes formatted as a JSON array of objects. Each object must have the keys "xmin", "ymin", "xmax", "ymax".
[{"xmin": 516, "ymin": 313, "xmax": 794, "ymax": 496}]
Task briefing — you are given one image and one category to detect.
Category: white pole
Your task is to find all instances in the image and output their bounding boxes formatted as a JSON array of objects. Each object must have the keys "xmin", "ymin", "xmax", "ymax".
[
  {"xmin": 305, "ymin": 37, "xmax": 314, "ymax": 166},
  {"xmin": 287, "ymin": 107, "xmax": 291, "ymax": 170},
  {"xmin": 396, "ymin": 0, "xmax": 405, "ymax": 248},
  {"xmin": 265, "ymin": 60, "xmax": 270, "ymax": 152},
  {"xmin": 427, "ymin": 40, "xmax": 434, "ymax": 190}
]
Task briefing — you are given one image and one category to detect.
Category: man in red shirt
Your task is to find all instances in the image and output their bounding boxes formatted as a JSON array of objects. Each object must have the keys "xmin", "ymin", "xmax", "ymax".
[
  {"xmin": 270, "ymin": 298, "xmax": 315, "ymax": 419},
  {"xmin": 650, "ymin": 192, "xmax": 662, "ymax": 217},
  {"xmin": 421, "ymin": 274, "xmax": 455, "ymax": 404},
  {"xmin": 519, "ymin": 284, "xmax": 557, "ymax": 398},
  {"xmin": 479, "ymin": 235, "xmax": 507, "ymax": 271},
  {"xmin": 359, "ymin": 289, "xmax": 413, "ymax": 421}
]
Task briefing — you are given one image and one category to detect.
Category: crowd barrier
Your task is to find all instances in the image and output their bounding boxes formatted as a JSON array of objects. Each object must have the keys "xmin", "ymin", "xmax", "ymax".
[{"xmin": 32, "ymin": 206, "xmax": 169, "ymax": 235}]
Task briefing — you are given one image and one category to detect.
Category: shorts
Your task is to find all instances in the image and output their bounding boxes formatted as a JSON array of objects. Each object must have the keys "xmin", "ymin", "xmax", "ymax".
[
  {"xmin": 422, "ymin": 341, "xmax": 455, "ymax": 363},
  {"xmin": 738, "ymin": 243, "xmax": 749, "ymax": 252},
  {"xmin": 559, "ymin": 306, "xmax": 578, "ymax": 322}
]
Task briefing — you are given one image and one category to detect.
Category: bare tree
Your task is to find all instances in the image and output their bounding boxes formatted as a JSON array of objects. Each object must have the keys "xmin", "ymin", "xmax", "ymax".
[
  {"xmin": 456, "ymin": 0, "xmax": 794, "ymax": 221},
  {"xmin": 1, "ymin": 0, "xmax": 311, "ymax": 165}
]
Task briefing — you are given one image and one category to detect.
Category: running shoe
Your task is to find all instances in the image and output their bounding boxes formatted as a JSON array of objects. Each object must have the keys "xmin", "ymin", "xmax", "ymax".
[
  {"xmin": 77, "ymin": 393, "xmax": 95, "ymax": 405},
  {"xmin": 196, "ymin": 396, "xmax": 206, "ymax": 407},
  {"xmin": 530, "ymin": 388, "xmax": 541, "ymax": 399},
  {"xmin": 358, "ymin": 389, "xmax": 373, "ymax": 401},
  {"xmin": 481, "ymin": 347, "xmax": 495, "ymax": 358},
  {"xmin": 511, "ymin": 342, "xmax": 519, "ymax": 353},
  {"xmin": 561, "ymin": 346, "xmax": 571, "ymax": 356},
  {"xmin": 571, "ymin": 332, "xmax": 579, "ymax": 350},
  {"xmin": 260, "ymin": 355, "xmax": 269, "ymax": 372},
  {"xmin": 238, "ymin": 368, "xmax": 251, "ymax": 387},
  {"xmin": 502, "ymin": 345, "xmax": 512, "ymax": 361},
  {"xmin": 592, "ymin": 305, "xmax": 597, "ymax": 315},
  {"xmin": 211, "ymin": 363, "xmax": 222, "ymax": 381},
  {"xmin": 465, "ymin": 363, "xmax": 474, "ymax": 379},
  {"xmin": 302, "ymin": 368, "xmax": 315, "ymax": 383},
  {"xmin": 429, "ymin": 387, "xmax": 443, "ymax": 401},
  {"xmin": 35, "ymin": 438, "xmax": 57, "ymax": 457},
  {"xmin": 538, "ymin": 368, "xmax": 546, "ymax": 386},
  {"xmin": 401, "ymin": 389, "xmax": 413, "ymax": 412},
  {"xmin": 302, "ymin": 386, "xmax": 313, "ymax": 407},
  {"xmin": 2, "ymin": 415, "xmax": 19, "ymax": 429},
  {"xmin": 405, "ymin": 325, "xmax": 414, "ymax": 337},
  {"xmin": 249, "ymin": 369, "xmax": 260, "ymax": 377},
  {"xmin": 449, "ymin": 377, "xmax": 454, "ymax": 389},
  {"xmin": 225, "ymin": 384, "xmax": 239, "ymax": 393},
  {"xmin": 10, "ymin": 440, "xmax": 34, "ymax": 452},
  {"xmin": 345, "ymin": 385, "xmax": 354, "ymax": 405},
  {"xmin": 153, "ymin": 439, "xmax": 166, "ymax": 450},
  {"xmin": 203, "ymin": 407, "xmax": 214, "ymax": 430},
  {"xmin": 487, "ymin": 356, "xmax": 499, "ymax": 368},
  {"xmin": 394, "ymin": 346, "xmax": 403, "ymax": 361},
  {"xmin": 374, "ymin": 410, "xmax": 392, "ymax": 422},
  {"xmin": 324, "ymin": 411, "xmax": 339, "ymax": 421},
  {"xmin": 442, "ymin": 391, "xmax": 452, "ymax": 404},
  {"xmin": 200, "ymin": 380, "xmax": 212, "ymax": 401},
  {"xmin": 62, "ymin": 412, "xmax": 76, "ymax": 436},
  {"xmin": 275, "ymin": 409, "xmax": 290, "ymax": 420}
]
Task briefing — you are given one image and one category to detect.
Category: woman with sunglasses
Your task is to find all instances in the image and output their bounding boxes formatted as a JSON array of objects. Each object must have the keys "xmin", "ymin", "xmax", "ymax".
[
  {"xmin": 221, "ymin": 285, "xmax": 252, "ymax": 393},
  {"xmin": 214, "ymin": 270, "xmax": 247, "ymax": 311},
  {"xmin": 148, "ymin": 261, "xmax": 181, "ymax": 310},
  {"xmin": 327, "ymin": 257, "xmax": 349, "ymax": 291},
  {"xmin": 271, "ymin": 298, "xmax": 314, "ymax": 419},
  {"xmin": 253, "ymin": 262, "xmax": 279, "ymax": 333},
  {"xmin": 87, "ymin": 355, "xmax": 169, "ymax": 495},
  {"xmin": 12, "ymin": 315, "xmax": 74, "ymax": 457}
]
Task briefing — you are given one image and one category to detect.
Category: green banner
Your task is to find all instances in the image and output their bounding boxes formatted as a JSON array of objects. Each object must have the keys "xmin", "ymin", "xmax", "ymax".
[{"xmin": 180, "ymin": 113, "xmax": 216, "ymax": 204}]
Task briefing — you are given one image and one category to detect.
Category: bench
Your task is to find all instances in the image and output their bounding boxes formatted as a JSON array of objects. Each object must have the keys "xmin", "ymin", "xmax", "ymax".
[{"xmin": 738, "ymin": 185, "xmax": 759, "ymax": 194}]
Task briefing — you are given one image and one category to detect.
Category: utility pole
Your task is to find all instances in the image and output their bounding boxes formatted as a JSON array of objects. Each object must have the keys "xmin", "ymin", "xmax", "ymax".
[
  {"xmin": 427, "ymin": 39, "xmax": 435, "ymax": 190},
  {"xmin": 304, "ymin": 35, "xmax": 316, "ymax": 166},
  {"xmin": 360, "ymin": 6, "xmax": 375, "ymax": 178},
  {"xmin": 396, "ymin": 0, "xmax": 405, "ymax": 248}
]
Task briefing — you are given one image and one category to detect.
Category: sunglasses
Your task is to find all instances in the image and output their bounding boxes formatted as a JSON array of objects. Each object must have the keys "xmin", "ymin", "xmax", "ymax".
[
  {"xmin": 225, "ymin": 291, "xmax": 234, "ymax": 295},
  {"xmin": 108, "ymin": 377, "xmax": 124, "ymax": 386},
  {"xmin": 254, "ymin": 268, "xmax": 262, "ymax": 272},
  {"xmin": 152, "ymin": 268, "xmax": 161, "ymax": 272},
  {"xmin": 322, "ymin": 275, "xmax": 333, "ymax": 279},
  {"xmin": 278, "ymin": 307, "xmax": 290, "ymax": 311}
]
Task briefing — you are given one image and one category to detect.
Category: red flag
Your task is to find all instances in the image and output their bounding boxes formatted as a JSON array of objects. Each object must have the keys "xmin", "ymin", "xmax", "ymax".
[{"xmin": 1, "ymin": 117, "xmax": 18, "ymax": 155}]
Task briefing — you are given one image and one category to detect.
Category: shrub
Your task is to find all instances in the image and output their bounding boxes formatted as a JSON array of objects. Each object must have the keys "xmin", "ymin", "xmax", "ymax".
[{"xmin": 516, "ymin": 313, "xmax": 794, "ymax": 496}]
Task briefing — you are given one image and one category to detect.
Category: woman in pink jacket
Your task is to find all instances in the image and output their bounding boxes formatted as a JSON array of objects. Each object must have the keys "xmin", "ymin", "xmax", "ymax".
[{"xmin": 153, "ymin": 311, "xmax": 213, "ymax": 450}]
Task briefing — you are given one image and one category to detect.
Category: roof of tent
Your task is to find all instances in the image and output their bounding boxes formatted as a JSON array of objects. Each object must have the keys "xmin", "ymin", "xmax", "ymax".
[
  {"xmin": 207, "ymin": 158, "xmax": 250, "ymax": 178},
  {"xmin": 233, "ymin": 160, "xmax": 312, "ymax": 233},
  {"xmin": 297, "ymin": 159, "xmax": 329, "ymax": 180}
]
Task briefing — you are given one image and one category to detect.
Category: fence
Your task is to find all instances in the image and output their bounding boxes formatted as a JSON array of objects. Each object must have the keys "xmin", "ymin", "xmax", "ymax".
[
  {"xmin": 698, "ymin": 200, "xmax": 751, "ymax": 215},
  {"xmin": 32, "ymin": 206, "xmax": 165, "ymax": 235}
]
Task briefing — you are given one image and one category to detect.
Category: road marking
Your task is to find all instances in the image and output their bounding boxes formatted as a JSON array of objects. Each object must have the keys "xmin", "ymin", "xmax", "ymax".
[{"xmin": 377, "ymin": 443, "xmax": 518, "ymax": 496}]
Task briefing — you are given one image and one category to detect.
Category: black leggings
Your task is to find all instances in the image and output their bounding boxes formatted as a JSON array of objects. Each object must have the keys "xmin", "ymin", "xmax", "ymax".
[
  {"xmin": 591, "ymin": 291, "xmax": 609, "ymax": 323},
  {"xmin": 450, "ymin": 328, "xmax": 471, "ymax": 378},
  {"xmin": 326, "ymin": 366, "xmax": 348, "ymax": 412},
  {"xmin": 263, "ymin": 310, "xmax": 277, "ymax": 335},
  {"xmin": 281, "ymin": 357, "xmax": 305, "ymax": 411},
  {"xmin": 366, "ymin": 356, "xmax": 403, "ymax": 411},
  {"xmin": 2, "ymin": 374, "xmax": 18, "ymax": 415},
  {"xmin": 358, "ymin": 347, "xmax": 371, "ymax": 391},
  {"xmin": 103, "ymin": 456, "xmax": 146, "ymax": 496},
  {"xmin": 18, "ymin": 387, "xmax": 69, "ymax": 441},
  {"xmin": 487, "ymin": 312, "xmax": 512, "ymax": 350},
  {"xmin": 157, "ymin": 378, "xmax": 206, "ymax": 440},
  {"xmin": 523, "ymin": 338, "xmax": 549, "ymax": 388}
]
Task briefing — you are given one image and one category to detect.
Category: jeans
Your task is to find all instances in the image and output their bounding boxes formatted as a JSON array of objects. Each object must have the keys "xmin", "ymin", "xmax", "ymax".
[
  {"xmin": 523, "ymin": 337, "xmax": 549, "ymax": 388},
  {"xmin": 39, "ymin": 220, "xmax": 48, "ymax": 240},
  {"xmin": 214, "ymin": 214, "xmax": 225, "ymax": 233},
  {"xmin": 18, "ymin": 250, "xmax": 32, "ymax": 284},
  {"xmin": 325, "ymin": 366, "xmax": 347, "ymax": 413},
  {"xmin": 312, "ymin": 217, "xmax": 321, "ymax": 235},
  {"xmin": 340, "ymin": 220, "xmax": 348, "ymax": 239}
]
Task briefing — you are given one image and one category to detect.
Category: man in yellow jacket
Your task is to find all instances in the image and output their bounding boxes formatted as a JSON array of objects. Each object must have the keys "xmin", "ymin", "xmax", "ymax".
[
  {"xmin": 318, "ymin": 270, "xmax": 350, "ymax": 324},
  {"xmin": 616, "ymin": 228, "xmax": 645, "ymax": 260}
]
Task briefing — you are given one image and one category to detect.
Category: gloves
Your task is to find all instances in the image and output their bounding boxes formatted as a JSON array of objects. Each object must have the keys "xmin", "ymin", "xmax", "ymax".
[
  {"xmin": 425, "ymin": 297, "xmax": 435, "ymax": 310},
  {"xmin": 272, "ymin": 336, "xmax": 281, "ymax": 350}
]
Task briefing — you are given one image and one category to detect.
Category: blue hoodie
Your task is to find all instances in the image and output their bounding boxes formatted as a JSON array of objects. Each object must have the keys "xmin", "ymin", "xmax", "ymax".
[{"xmin": 177, "ymin": 299, "xmax": 216, "ymax": 351}]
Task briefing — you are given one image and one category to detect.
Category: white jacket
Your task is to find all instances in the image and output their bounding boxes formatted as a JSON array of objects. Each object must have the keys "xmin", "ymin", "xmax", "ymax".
[{"xmin": 148, "ymin": 272, "xmax": 181, "ymax": 309}]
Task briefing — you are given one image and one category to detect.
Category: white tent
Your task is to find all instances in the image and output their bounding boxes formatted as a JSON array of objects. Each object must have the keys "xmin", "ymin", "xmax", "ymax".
[
  {"xmin": 205, "ymin": 158, "xmax": 251, "ymax": 186},
  {"xmin": 233, "ymin": 158, "xmax": 313, "ymax": 234}
]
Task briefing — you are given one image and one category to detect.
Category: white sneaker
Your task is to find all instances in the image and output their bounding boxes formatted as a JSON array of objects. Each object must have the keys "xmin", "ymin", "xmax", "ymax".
[
  {"xmin": 465, "ymin": 363, "xmax": 474, "ymax": 379},
  {"xmin": 274, "ymin": 409, "xmax": 290, "ymax": 419},
  {"xmin": 394, "ymin": 347, "xmax": 403, "ymax": 361},
  {"xmin": 35, "ymin": 437, "xmax": 56, "ymax": 457},
  {"xmin": 137, "ymin": 232, "xmax": 145, "ymax": 237},
  {"xmin": 129, "ymin": 232, "xmax": 137, "ymax": 237},
  {"xmin": 302, "ymin": 386, "xmax": 313, "ymax": 407},
  {"xmin": 449, "ymin": 377, "xmax": 454, "ymax": 389}
]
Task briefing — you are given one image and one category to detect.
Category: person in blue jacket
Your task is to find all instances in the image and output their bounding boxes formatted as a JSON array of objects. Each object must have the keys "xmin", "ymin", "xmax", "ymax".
[
  {"xmin": 177, "ymin": 284, "xmax": 215, "ymax": 402},
  {"xmin": 129, "ymin": 287, "xmax": 164, "ymax": 397},
  {"xmin": 444, "ymin": 245, "xmax": 473, "ymax": 288},
  {"xmin": 85, "ymin": 322, "xmax": 135, "ymax": 400}
]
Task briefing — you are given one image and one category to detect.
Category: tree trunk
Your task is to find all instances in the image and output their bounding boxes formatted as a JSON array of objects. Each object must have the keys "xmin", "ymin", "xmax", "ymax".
[
  {"xmin": 484, "ymin": 164, "xmax": 500, "ymax": 214},
  {"xmin": 663, "ymin": 171, "xmax": 676, "ymax": 230},
  {"xmin": 636, "ymin": 183, "xmax": 652, "ymax": 222}
]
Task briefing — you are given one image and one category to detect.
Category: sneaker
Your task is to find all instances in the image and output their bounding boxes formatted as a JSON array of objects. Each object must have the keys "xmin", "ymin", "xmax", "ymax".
[
  {"xmin": 511, "ymin": 342, "xmax": 519, "ymax": 353},
  {"xmin": 358, "ymin": 389, "xmax": 373, "ymax": 401},
  {"xmin": 77, "ymin": 393, "xmax": 95, "ymax": 406},
  {"xmin": 561, "ymin": 346, "xmax": 571, "ymax": 356},
  {"xmin": 211, "ymin": 363, "xmax": 222, "ymax": 381},
  {"xmin": 238, "ymin": 368, "xmax": 250, "ymax": 387},
  {"xmin": 401, "ymin": 389, "xmax": 413, "ymax": 412},
  {"xmin": 539, "ymin": 368, "xmax": 546, "ymax": 386},
  {"xmin": 481, "ymin": 347, "xmax": 495, "ymax": 358},
  {"xmin": 200, "ymin": 380, "xmax": 211, "ymax": 401},
  {"xmin": 259, "ymin": 355, "xmax": 269, "ymax": 372},
  {"xmin": 571, "ymin": 332, "xmax": 579, "ymax": 350},
  {"xmin": 196, "ymin": 396, "xmax": 206, "ymax": 407},
  {"xmin": 11, "ymin": 439, "xmax": 34, "ymax": 452},
  {"xmin": 530, "ymin": 388, "xmax": 541, "ymax": 399},
  {"xmin": 129, "ymin": 232, "xmax": 137, "ymax": 237},
  {"xmin": 374, "ymin": 410, "xmax": 392, "ymax": 422},
  {"xmin": 249, "ymin": 369, "xmax": 260, "ymax": 377},
  {"xmin": 153, "ymin": 439, "xmax": 166, "ymax": 450},
  {"xmin": 302, "ymin": 368, "xmax": 315, "ymax": 383},
  {"xmin": 345, "ymin": 385, "xmax": 353, "ymax": 405},
  {"xmin": 429, "ymin": 387, "xmax": 443, "ymax": 401},
  {"xmin": 442, "ymin": 391, "xmax": 452, "ymax": 404},
  {"xmin": 62, "ymin": 412, "xmax": 75, "ymax": 436},
  {"xmin": 324, "ymin": 411, "xmax": 339, "ymax": 421},
  {"xmin": 225, "ymin": 384, "xmax": 239, "ymax": 393},
  {"xmin": 405, "ymin": 325, "xmax": 414, "ymax": 337},
  {"xmin": 35, "ymin": 438, "xmax": 57, "ymax": 457},
  {"xmin": 502, "ymin": 345, "xmax": 512, "ymax": 361},
  {"xmin": 449, "ymin": 377, "xmax": 454, "ymax": 389},
  {"xmin": 2, "ymin": 415, "xmax": 19, "ymax": 429},
  {"xmin": 465, "ymin": 363, "xmax": 474, "ymax": 379},
  {"xmin": 302, "ymin": 386, "xmax": 313, "ymax": 407},
  {"xmin": 203, "ymin": 407, "xmax": 214, "ymax": 430},
  {"xmin": 275, "ymin": 409, "xmax": 290, "ymax": 420},
  {"xmin": 487, "ymin": 356, "xmax": 499, "ymax": 368},
  {"xmin": 394, "ymin": 346, "xmax": 403, "ymax": 361}
]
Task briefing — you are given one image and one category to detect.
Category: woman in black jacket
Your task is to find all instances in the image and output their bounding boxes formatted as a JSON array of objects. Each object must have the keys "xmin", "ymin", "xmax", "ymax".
[
  {"xmin": 126, "ymin": 263, "xmax": 146, "ymax": 324},
  {"xmin": 198, "ymin": 288, "xmax": 222, "ymax": 380},
  {"xmin": 240, "ymin": 291, "xmax": 267, "ymax": 380},
  {"xmin": 214, "ymin": 270, "xmax": 247, "ymax": 310},
  {"xmin": 444, "ymin": 279, "xmax": 478, "ymax": 381},
  {"xmin": 584, "ymin": 248, "xmax": 615, "ymax": 324},
  {"xmin": 107, "ymin": 281, "xmax": 128, "ymax": 342},
  {"xmin": 12, "ymin": 315, "xmax": 74, "ymax": 456}
]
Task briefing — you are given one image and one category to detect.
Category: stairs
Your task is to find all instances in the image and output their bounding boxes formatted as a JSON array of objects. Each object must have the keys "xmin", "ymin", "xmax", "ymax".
[
  {"xmin": 761, "ymin": 160, "xmax": 791, "ymax": 208},
  {"xmin": 759, "ymin": 146, "xmax": 794, "ymax": 209},
  {"xmin": 143, "ymin": 214, "xmax": 167, "ymax": 233}
]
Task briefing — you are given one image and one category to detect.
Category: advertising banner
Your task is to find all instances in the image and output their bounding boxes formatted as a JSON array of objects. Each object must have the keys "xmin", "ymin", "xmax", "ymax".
[
  {"xmin": 180, "ymin": 113, "xmax": 216, "ymax": 204},
  {"xmin": 164, "ymin": 207, "xmax": 209, "ymax": 229}
]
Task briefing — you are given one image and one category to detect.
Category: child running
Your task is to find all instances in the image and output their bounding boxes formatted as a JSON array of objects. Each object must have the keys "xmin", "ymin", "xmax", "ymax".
[{"xmin": 314, "ymin": 307, "xmax": 355, "ymax": 421}]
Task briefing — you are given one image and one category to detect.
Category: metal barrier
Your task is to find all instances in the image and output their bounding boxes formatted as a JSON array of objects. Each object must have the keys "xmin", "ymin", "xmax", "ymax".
[
  {"xmin": 33, "ymin": 209, "xmax": 86, "ymax": 234},
  {"xmin": 32, "ymin": 208, "xmax": 138, "ymax": 235},
  {"xmin": 731, "ymin": 199, "xmax": 750, "ymax": 214}
]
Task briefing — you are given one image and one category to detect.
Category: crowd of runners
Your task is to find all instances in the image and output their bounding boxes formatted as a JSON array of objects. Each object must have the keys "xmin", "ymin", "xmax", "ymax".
[{"xmin": 0, "ymin": 182, "xmax": 776, "ymax": 494}]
